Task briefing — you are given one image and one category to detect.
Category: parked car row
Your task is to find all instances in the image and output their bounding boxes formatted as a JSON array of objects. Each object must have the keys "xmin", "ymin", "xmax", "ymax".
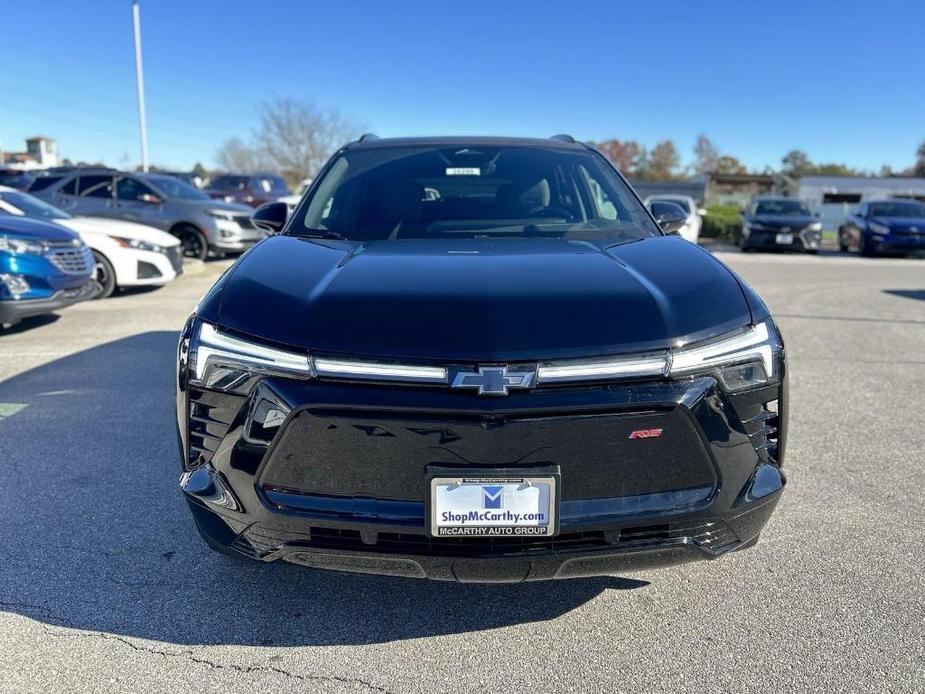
[
  {"xmin": 28, "ymin": 169, "xmax": 265, "ymax": 260},
  {"xmin": 0, "ymin": 173, "xmax": 268, "ymax": 329},
  {"xmin": 645, "ymin": 193, "xmax": 924, "ymax": 258},
  {"xmin": 0, "ymin": 186, "xmax": 183, "ymax": 298},
  {"xmin": 0, "ymin": 214, "xmax": 98, "ymax": 328}
]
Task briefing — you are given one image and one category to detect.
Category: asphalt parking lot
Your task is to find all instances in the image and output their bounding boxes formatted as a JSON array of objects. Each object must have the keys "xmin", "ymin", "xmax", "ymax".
[{"xmin": 0, "ymin": 250, "xmax": 923, "ymax": 694}]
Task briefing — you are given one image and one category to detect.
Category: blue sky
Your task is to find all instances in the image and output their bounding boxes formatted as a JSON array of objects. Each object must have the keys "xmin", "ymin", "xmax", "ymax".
[{"xmin": 2, "ymin": 0, "xmax": 923, "ymax": 172}]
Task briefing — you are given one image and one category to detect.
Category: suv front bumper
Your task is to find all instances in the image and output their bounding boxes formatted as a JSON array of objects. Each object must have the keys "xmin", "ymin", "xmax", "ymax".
[
  {"xmin": 178, "ymin": 366, "xmax": 788, "ymax": 582},
  {"xmin": 0, "ymin": 280, "xmax": 100, "ymax": 326}
]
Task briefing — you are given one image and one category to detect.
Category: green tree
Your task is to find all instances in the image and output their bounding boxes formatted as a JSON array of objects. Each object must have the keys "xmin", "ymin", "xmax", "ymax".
[
  {"xmin": 814, "ymin": 163, "xmax": 858, "ymax": 176},
  {"xmin": 640, "ymin": 140, "xmax": 680, "ymax": 181},
  {"xmin": 781, "ymin": 149, "xmax": 814, "ymax": 178},
  {"xmin": 713, "ymin": 155, "xmax": 748, "ymax": 176}
]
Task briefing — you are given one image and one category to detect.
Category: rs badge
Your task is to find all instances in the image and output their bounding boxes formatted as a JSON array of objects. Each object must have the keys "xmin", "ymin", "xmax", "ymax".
[{"xmin": 629, "ymin": 428, "xmax": 663, "ymax": 439}]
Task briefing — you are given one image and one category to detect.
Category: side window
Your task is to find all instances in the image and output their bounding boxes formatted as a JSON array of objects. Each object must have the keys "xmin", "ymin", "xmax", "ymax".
[
  {"xmin": 59, "ymin": 177, "xmax": 78, "ymax": 195},
  {"xmin": 272, "ymin": 177, "xmax": 289, "ymax": 193},
  {"xmin": 78, "ymin": 175, "xmax": 114, "ymax": 199},
  {"xmin": 116, "ymin": 177, "xmax": 156, "ymax": 201},
  {"xmin": 29, "ymin": 176, "xmax": 64, "ymax": 192}
]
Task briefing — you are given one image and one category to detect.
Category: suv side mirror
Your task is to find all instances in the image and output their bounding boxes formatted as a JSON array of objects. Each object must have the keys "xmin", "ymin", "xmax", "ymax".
[
  {"xmin": 251, "ymin": 201, "xmax": 288, "ymax": 234},
  {"xmin": 649, "ymin": 201, "xmax": 688, "ymax": 234}
]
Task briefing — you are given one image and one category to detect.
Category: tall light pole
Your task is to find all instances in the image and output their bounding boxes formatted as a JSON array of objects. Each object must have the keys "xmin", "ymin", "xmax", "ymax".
[{"xmin": 131, "ymin": 0, "xmax": 149, "ymax": 172}]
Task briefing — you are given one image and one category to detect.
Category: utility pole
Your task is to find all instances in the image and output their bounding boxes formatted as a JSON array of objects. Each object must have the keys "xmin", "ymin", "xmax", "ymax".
[{"xmin": 131, "ymin": 0, "xmax": 149, "ymax": 172}]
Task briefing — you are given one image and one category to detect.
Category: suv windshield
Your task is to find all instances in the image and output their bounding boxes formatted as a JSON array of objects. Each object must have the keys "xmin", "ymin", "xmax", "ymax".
[
  {"xmin": 291, "ymin": 144, "xmax": 660, "ymax": 243},
  {"xmin": 143, "ymin": 175, "xmax": 209, "ymax": 200},
  {"xmin": 869, "ymin": 201, "xmax": 925, "ymax": 218},
  {"xmin": 210, "ymin": 175, "xmax": 250, "ymax": 191},
  {"xmin": 0, "ymin": 190, "xmax": 71, "ymax": 220},
  {"xmin": 754, "ymin": 199, "xmax": 811, "ymax": 216},
  {"xmin": 652, "ymin": 197, "xmax": 692, "ymax": 214}
]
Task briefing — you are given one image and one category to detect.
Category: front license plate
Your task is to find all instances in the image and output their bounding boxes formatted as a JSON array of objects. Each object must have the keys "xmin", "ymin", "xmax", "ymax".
[
  {"xmin": 776, "ymin": 233, "xmax": 794, "ymax": 245},
  {"xmin": 429, "ymin": 475, "xmax": 558, "ymax": 538}
]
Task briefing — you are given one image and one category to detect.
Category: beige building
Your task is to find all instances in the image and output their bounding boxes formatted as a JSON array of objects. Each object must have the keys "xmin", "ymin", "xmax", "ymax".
[{"xmin": 0, "ymin": 136, "xmax": 59, "ymax": 170}]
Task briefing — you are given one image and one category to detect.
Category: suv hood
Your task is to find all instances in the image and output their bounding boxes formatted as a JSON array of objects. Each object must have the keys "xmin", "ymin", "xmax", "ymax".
[
  {"xmin": 871, "ymin": 216, "xmax": 925, "ymax": 232},
  {"xmin": 0, "ymin": 214, "xmax": 80, "ymax": 243},
  {"xmin": 180, "ymin": 199, "xmax": 252, "ymax": 214},
  {"xmin": 213, "ymin": 235, "xmax": 752, "ymax": 362}
]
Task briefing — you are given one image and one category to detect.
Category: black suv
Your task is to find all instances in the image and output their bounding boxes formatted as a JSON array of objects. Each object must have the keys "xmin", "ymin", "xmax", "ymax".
[
  {"xmin": 740, "ymin": 197, "xmax": 821, "ymax": 253},
  {"xmin": 176, "ymin": 135, "xmax": 787, "ymax": 582}
]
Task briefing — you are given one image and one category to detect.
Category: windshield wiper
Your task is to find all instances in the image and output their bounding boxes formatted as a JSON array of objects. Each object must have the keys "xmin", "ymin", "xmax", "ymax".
[{"xmin": 290, "ymin": 228, "xmax": 343, "ymax": 240}]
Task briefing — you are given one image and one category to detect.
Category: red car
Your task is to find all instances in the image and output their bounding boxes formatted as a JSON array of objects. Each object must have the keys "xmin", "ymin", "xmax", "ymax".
[{"xmin": 205, "ymin": 174, "xmax": 289, "ymax": 208}]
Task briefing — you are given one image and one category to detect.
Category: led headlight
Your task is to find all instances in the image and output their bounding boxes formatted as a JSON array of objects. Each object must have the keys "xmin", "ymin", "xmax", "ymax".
[
  {"xmin": 207, "ymin": 211, "xmax": 244, "ymax": 236},
  {"xmin": 869, "ymin": 222, "xmax": 890, "ymax": 236},
  {"xmin": 0, "ymin": 235, "xmax": 45, "ymax": 255},
  {"xmin": 535, "ymin": 320, "xmax": 780, "ymax": 392},
  {"xmin": 806, "ymin": 221, "xmax": 822, "ymax": 232},
  {"xmin": 0, "ymin": 273, "xmax": 31, "ymax": 298},
  {"xmin": 111, "ymin": 236, "xmax": 164, "ymax": 253},
  {"xmin": 669, "ymin": 320, "xmax": 778, "ymax": 390},
  {"xmin": 189, "ymin": 321, "xmax": 312, "ymax": 393}
]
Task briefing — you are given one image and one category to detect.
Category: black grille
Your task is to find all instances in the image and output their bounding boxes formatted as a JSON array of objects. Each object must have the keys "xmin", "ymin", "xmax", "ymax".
[
  {"xmin": 167, "ymin": 245, "xmax": 184, "ymax": 273},
  {"xmin": 260, "ymin": 407, "xmax": 717, "ymax": 502},
  {"xmin": 233, "ymin": 214, "xmax": 254, "ymax": 229},
  {"xmin": 744, "ymin": 400, "xmax": 779, "ymax": 463},
  {"xmin": 47, "ymin": 243, "xmax": 93, "ymax": 275},
  {"xmin": 187, "ymin": 388, "xmax": 241, "ymax": 468},
  {"xmin": 137, "ymin": 261, "xmax": 162, "ymax": 279},
  {"xmin": 231, "ymin": 518, "xmax": 737, "ymax": 559}
]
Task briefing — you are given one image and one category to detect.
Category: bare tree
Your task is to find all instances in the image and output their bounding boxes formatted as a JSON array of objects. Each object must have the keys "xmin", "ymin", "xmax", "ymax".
[
  {"xmin": 693, "ymin": 135, "xmax": 719, "ymax": 175},
  {"xmin": 252, "ymin": 98, "xmax": 359, "ymax": 184},
  {"xmin": 915, "ymin": 141, "xmax": 925, "ymax": 177},
  {"xmin": 215, "ymin": 136, "xmax": 273, "ymax": 173}
]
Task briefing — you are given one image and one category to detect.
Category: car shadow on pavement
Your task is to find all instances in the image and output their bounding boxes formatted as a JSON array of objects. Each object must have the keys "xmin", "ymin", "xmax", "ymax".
[
  {"xmin": 0, "ymin": 331, "xmax": 647, "ymax": 647},
  {"xmin": 0, "ymin": 313, "xmax": 60, "ymax": 334},
  {"xmin": 884, "ymin": 289, "xmax": 925, "ymax": 302}
]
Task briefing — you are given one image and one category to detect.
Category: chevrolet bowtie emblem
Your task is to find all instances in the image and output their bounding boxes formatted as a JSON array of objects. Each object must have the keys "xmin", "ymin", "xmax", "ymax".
[{"xmin": 451, "ymin": 365, "xmax": 535, "ymax": 396}]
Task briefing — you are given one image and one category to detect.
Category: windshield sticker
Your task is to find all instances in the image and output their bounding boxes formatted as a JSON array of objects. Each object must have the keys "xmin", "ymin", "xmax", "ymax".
[{"xmin": 445, "ymin": 167, "xmax": 481, "ymax": 176}]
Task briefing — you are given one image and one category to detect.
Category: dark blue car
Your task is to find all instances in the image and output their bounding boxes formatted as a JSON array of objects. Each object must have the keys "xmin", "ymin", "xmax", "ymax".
[
  {"xmin": 0, "ymin": 215, "xmax": 98, "ymax": 328},
  {"xmin": 838, "ymin": 199, "xmax": 925, "ymax": 257}
]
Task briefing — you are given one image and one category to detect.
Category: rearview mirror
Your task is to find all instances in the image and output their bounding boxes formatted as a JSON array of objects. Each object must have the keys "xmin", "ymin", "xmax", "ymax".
[
  {"xmin": 649, "ymin": 201, "xmax": 688, "ymax": 234},
  {"xmin": 697, "ymin": 207, "xmax": 708, "ymax": 216},
  {"xmin": 251, "ymin": 201, "xmax": 289, "ymax": 234}
]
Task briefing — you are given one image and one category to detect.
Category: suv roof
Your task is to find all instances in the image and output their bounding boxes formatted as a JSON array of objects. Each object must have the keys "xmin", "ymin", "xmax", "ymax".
[{"xmin": 345, "ymin": 135, "xmax": 589, "ymax": 151}]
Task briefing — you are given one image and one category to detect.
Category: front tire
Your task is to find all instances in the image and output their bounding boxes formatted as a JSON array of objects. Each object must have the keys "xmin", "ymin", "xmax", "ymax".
[
  {"xmin": 174, "ymin": 225, "xmax": 209, "ymax": 261},
  {"xmin": 92, "ymin": 251, "xmax": 117, "ymax": 299}
]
